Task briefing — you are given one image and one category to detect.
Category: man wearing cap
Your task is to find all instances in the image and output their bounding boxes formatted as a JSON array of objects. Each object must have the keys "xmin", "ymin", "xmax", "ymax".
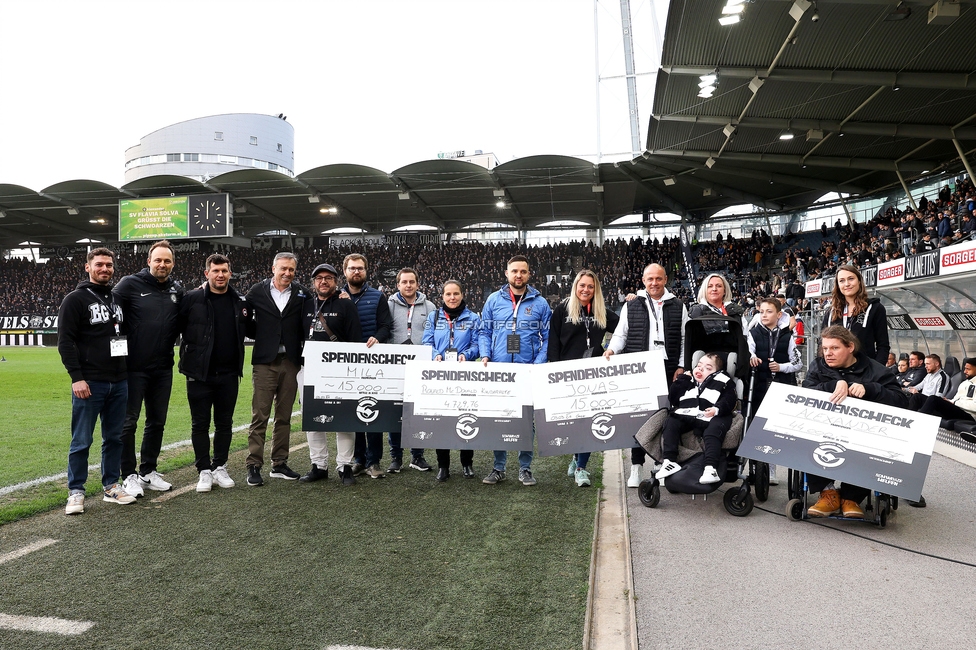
[
  {"xmin": 244, "ymin": 252, "xmax": 311, "ymax": 486},
  {"xmin": 178, "ymin": 253, "xmax": 249, "ymax": 493},
  {"xmin": 299, "ymin": 263, "xmax": 363, "ymax": 486}
]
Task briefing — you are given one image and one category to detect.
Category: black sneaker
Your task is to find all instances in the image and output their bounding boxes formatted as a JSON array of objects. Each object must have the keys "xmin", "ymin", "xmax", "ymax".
[
  {"xmin": 908, "ymin": 494, "xmax": 927, "ymax": 508},
  {"xmin": 482, "ymin": 469, "xmax": 505, "ymax": 485},
  {"xmin": 246, "ymin": 466, "xmax": 263, "ymax": 487},
  {"xmin": 299, "ymin": 464, "xmax": 328, "ymax": 482},
  {"xmin": 436, "ymin": 467, "xmax": 450, "ymax": 482},
  {"xmin": 461, "ymin": 464, "xmax": 475, "ymax": 478},
  {"xmin": 350, "ymin": 462, "xmax": 366, "ymax": 476},
  {"xmin": 340, "ymin": 465, "xmax": 356, "ymax": 486},
  {"xmin": 409, "ymin": 456, "xmax": 432, "ymax": 472},
  {"xmin": 387, "ymin": 458, "xmax": 403, "ymax": 473},
  {"xmin": 519, "ymin": 469, "xmax": 537, "ymax": 486},
  {"xmin": 269, "ymin": 463, "xmax": 300, "ymax": 480}
]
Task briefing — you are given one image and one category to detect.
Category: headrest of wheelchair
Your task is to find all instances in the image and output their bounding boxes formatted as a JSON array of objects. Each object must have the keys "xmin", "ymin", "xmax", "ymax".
[{"xmin": 691, "ymin": 350, "xmax": 737, "ymax": 377}]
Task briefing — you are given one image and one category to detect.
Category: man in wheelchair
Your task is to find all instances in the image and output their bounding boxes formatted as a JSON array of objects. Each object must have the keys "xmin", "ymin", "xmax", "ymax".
[{"xmin": 655, "ymin": 353, "xmax": 738, "ymax": 485}]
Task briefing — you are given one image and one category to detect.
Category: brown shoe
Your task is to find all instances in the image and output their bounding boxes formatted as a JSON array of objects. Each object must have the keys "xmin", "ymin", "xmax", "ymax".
[
  {"xmin": 841, "ymin": 499, "xmax": 864, "ymax": 519},
  {"xmin": 807, "ymin": 488, "xmax": 840, "ymax": 517}
]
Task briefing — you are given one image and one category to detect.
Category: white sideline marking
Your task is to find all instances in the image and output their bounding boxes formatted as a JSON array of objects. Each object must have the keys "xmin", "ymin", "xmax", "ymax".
[
  {"xmin": 0, "ymin": 613, "xmax": 94, "ymax": 636},
  {"xmin": 326, "ymin": 646, "xmax": 411, "ymax": 650},
  {"xmin": 0, "ymin": 539, "xmax": 58, "ymax": 566},
  {"xmin": 0, "ymin": 411, "xmax": 303, "ymax": 497}
]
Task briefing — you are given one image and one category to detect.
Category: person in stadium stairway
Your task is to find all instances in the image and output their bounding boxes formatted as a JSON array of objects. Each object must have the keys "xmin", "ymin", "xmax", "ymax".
[
  {"xmin": 605, "ymin": 263, "xmax": 689, "ymax": 488},
  {"xmin": 802, "ymin": 326, "xmax": 908, "ymax": 519},
  {"xmin": 823, "ymin": 264, "xmax": 890, "ymax": 364},
  {"xmin": 422, "ymin": 279, "xmax": 482, "ymax": 482},
  {"xmin": 548, "ymin": 270, "xmax": 619, "ymax": 488},
  {"xmin": 339, "ymin": 253, "xmax": 393, "ymax": 479},
  {"xmin": 244, "ymin": 252, "xmax": 311, "ymax": 486},
  {"xmin": 113, "ymin": 240, "xmax": 184, "ymax": 497},
  {"xmin": 177, "ymin": 254, "xmax": 249, "ymax": 493},
  {"xmin": 387, "ymin": 267, "xmax": 436, "ymax": 474},
  {"xmin": 58, "ymin": 247, "xmax": 136, "ymax": 514},
  {"xmin": 299, "ymin": 263, "xmax": 363, "ymax": 486},
  {"xmin": 479, "ymin": 255, "xmax": 551, "ymax": 487}
]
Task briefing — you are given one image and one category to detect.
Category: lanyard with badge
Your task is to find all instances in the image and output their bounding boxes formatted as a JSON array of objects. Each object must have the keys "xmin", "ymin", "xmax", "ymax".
[
  {"xmin": 402, "ymin": 301, "xmax": 415, "ymax": 345},
  {"xmin": 581, "ymin": 303, "xmax": 595, "ymax": 358},
  {"xmin": 507, "ymin": 290, "xmax": 525, "ymax": 354},
  {"xmin": 648, "ymin": 297, "xmax": 664, "ymax": 347},
  {"xmin": 443, "ymin": 309, "xmax": 458, "ymax": 361},
  {"xmin": 88, "ymin": 288, "xmax": 127, "ymax": 357}
]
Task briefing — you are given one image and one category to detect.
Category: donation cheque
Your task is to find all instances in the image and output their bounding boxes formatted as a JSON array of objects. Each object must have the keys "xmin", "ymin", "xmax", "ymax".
[
  {"xmin": 740, "ymin": 383, "xmax": 939, "ymax": 501},
  {"xmin": 532, "ymin": 351, "xmax": 670, "ymax": 456},
  {"xmin": 400, "ymin": 361, "xmax": 534, "ymax": 450},
  {"xmin": 302, "ymin": 341, "xmax": 432, "ymax": 432}
]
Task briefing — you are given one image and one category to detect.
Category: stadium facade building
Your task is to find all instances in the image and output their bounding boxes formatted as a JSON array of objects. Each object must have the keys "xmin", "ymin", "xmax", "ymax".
[{"xmin": 123, "ymin": 113, "xmax": 295, "ymax": 183}]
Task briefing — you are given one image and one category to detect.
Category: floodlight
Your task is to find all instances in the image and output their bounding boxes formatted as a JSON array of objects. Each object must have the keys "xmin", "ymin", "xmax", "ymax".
[
  {"xmin": 779, "ymin": 132, "xmax": 795, "ymax": 140},
  {"xmin": 663, "ymin": 177, "xmax": 676, "ymax": 186},
  {"xmin": 719, "ymin": 14, "xmax": 740, "ymax": 25},
  {"xmin": 722, "ymin": 4, "xmax": 745, "ymax": 14}
]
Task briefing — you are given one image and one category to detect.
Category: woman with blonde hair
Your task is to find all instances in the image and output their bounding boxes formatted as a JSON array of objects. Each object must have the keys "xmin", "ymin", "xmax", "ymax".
[{"xmin": 548, "ymin": 269, "xmax": 619, "ymax": 487}]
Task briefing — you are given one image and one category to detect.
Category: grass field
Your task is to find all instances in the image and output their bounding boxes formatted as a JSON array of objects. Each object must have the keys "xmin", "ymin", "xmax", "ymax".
[{"xmin": 0, "ymin": 346, "xmax": 601, "ymax": 648}]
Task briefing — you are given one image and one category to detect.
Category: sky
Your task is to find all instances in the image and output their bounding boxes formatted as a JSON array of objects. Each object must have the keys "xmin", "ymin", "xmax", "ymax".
[{"xmin": 0, "ymin": 0, "xmax": 666, "ymax": 191}]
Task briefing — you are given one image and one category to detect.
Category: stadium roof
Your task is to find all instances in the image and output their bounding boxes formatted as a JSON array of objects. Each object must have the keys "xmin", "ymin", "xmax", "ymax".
[{"xmin": 4, "ymin": 0, "xmax": 976, "ymax": 249}]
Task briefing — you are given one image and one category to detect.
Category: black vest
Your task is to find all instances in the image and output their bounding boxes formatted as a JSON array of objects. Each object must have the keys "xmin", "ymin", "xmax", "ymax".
[
  {"xmin": 750, "ymin": 323, "xmax": 796, "ymax": 385},
  {"xmin": 623, "ymin": 296, "xmax": 683, "ymax": 376},
  {"xmin": 623, "ymin": 298, "xmax": 650, "ymax": 354}
]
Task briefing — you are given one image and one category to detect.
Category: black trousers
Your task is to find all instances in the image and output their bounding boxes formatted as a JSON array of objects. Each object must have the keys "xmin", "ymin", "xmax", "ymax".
[
  {"xmin": 121, "ymin": 368, "xmax": 173, "ymax": 477},
  {"xmin": 661, "ymin": 413, "xmax": 733, "ymax": 466},
  {"xmin": 187, "ymin": 373, "xmax": 240, "ymax": 472},
  {"xmin": 918, "ymin": 395, "xmax": 976, "ymax": 428},
  {"xmin": 354, "ymin": 432, "xmax": 384, "ymax": 466},
  {"xmin": 632, "ymin": 360, "xmax": 679, "ymax": 465},
  {"xmin": 435, "ymin": 448, "xmax": 474, "ymax": 468}
]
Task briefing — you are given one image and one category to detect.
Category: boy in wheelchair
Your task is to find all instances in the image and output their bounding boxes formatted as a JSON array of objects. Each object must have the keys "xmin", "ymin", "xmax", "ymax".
[{"xmin": 655, "ymin": 353, "xmax": 739, "ymax": 485}]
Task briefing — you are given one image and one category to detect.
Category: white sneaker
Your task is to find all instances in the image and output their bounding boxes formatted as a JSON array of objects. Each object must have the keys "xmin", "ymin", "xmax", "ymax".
[
  {"xmin": 700, "ymin": 465, "xmax": 722, "ymax": 484},
  {"xmin": 567, "ymin": 457, "xmax": 578, "ymax": 476},
  {"xmin": 122, "ymin": 473, "xmax": 144, "ymax": 498},
  {"xmin": 212, "ymin": 465, "xmax": 235, "ymax": 488},
  {"xmin": 196, "ymin": 470, "xmax": 213, "ymax": 493},
  {"xmin": 65, "ymin": 492, "xmax": 85, "ymax": 515},
  {"xmin": 627, "ymin": 464, "xmax": 642, "ymax": 488},
  {"xmin": 656, "ymin": 459, "xmax": 682, "ymax": 480},
  {"xmin": 139, "ymin": 470, "xmax": 172, "ymax": 492},
  {"xmin": 103, "ymin": 484, "xmax": 137, "ymax": 505},
  {"xmin": 575, "ymin": 468, "xmax": 591, "ymax": 487},
  {"xmin": 768, "ymin": 464, "xmax": 779, "ymax": 486}
]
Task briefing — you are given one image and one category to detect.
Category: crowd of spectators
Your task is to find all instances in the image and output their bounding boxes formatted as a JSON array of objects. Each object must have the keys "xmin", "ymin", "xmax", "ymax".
[{"xmin": 3, "ymin": 180, "xmax": 974, "ymax": 319}]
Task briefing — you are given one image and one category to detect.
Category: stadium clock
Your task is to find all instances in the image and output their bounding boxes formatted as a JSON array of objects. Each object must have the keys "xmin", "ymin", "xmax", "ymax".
[{"xmin": 188, "ymin": 194, "xmax": 228, "ymax": 237}]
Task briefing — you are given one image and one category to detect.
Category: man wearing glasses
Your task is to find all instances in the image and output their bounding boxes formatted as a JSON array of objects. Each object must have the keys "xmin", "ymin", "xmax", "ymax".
[
  {"xmin": 300, "ymin": 263, "xmax": 362, "ymax": 485},
  {"xmin": 339, "ymin": 254, "xmax": 393, "ymax": 479}
]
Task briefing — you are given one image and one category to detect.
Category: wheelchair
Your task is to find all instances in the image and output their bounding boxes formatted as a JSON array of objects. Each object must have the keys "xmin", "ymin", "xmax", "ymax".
[{"xmin": 785, "ymin": 469, "xmax": 898, "ymax": 528}]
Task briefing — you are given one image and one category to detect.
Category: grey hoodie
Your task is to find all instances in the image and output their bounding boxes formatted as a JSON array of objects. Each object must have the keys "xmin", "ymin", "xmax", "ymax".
[{"xmin": 388, "ymin": 291, "xmax": 436, "ymax": 345}]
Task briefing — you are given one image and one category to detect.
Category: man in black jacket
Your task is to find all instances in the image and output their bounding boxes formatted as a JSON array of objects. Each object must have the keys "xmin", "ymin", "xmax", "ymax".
[
  {"xmin": 244, "ymin": 252, "xmax": 311, "ymax": 486},
  {"xmin": 58, "ymin": 247, "xmax": 136, "ymax": 514},
  {"xmin": 114, "ymin": 240, "xmax": 184, "ymax": 497},
  {"xmin": 299, "ymin": 263, "xmax": 363, "ymax": 485},
  {"xmin": 178, "ymin": 253, "xmax": 249, "ymax": 493}
]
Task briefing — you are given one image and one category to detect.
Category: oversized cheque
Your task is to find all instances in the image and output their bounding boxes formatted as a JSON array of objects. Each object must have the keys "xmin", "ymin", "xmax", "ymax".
[
  {"xmin": 401, "ymin": 361, "xmax": 534, "ymax": 450},
  {"xmin": 740, "ymin": 383, "xmax": 939, "ymax": 501},
  {"xmin": 302, "ymin": 341, "xmax": 432, "ymax": 432},
  {"xmin": 533, "ymin": 351, "xmax": 669, "ymax": 456}
]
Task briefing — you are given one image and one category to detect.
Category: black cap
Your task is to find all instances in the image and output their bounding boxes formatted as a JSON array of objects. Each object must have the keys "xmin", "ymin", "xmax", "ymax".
[{"xmin": 311, "ymin": 263, "xmax": 338, "ymax": 279}]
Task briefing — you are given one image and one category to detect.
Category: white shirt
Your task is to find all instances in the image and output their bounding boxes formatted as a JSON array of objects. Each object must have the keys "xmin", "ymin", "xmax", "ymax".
[{"xmin": 270, "ymin": 282, "xmax": 292, "ymax": 314}]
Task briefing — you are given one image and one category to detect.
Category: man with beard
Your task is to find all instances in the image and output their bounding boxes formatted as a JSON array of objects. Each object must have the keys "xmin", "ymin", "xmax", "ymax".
[
  {"xmin": 340, "ymin": 253, "xmax": 393, "ymax": 479},
  {"xmin": 59, "ymin": 248, "xmax": 136, "ymax": 514},
  {"xmin": 299, "ymin": 263, "xmax": 362, "ymax": 486},
  {"xmin": 114, "ymin": 240, "xmax": 184, "ymax": 497}
]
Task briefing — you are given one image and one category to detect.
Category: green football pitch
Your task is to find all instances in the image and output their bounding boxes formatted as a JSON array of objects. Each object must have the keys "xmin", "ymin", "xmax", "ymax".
[{"xmin": 0, "ymin": 347, "xmax": 599, "ymax": 649}]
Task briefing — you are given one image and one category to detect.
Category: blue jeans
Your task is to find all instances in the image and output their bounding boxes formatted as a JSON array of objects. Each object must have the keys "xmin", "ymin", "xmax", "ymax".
[
  {"xmin": 493, "ymin": 450, "xmax": 533, "ymax": 472},
  {"xmin": 575, "ymin": 452, "xmax": 591, "ymax": 470},
  {"xmin": 67, "ymin": 380, "xmax": 128, "ymax": 491}
]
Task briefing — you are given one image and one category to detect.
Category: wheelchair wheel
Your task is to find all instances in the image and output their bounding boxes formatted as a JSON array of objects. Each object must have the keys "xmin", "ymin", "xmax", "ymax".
[
  {"xmin": 754, "ymin": 461, "xmax": 770, "ymax": 503},
  {"xmin": 786, "ymin": 498, "xmax": 804, "ymax": 521},
  {"xmin": 877, "ymin": 496, "xmax": 890, "ymax": 528},
  {"xmin": 724, "ymin": 487, "xmax": 754, "ymax": 517},
  {"xmin": 638, "ymin": 479, "xmax": 660, "ymax": 508},
  {"xmin": 891, "ymin": 496, "xmax": 898, "ymax": 511}
]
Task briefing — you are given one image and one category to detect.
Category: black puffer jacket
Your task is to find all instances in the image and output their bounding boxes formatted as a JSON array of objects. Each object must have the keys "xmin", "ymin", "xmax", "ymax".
[
  {"xmin": 113, "ymin": 268, "xmax": 184, "ymax": 370},
  {"xmin": 803, "ymin": 353, "xmax": 907, "ymax": 408}
]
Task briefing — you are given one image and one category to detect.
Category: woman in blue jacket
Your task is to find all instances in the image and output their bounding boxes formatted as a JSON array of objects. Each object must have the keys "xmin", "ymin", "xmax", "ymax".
[{"xmin": 422, "ymin": 279, "xmax": 482, "ymax": 481}]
